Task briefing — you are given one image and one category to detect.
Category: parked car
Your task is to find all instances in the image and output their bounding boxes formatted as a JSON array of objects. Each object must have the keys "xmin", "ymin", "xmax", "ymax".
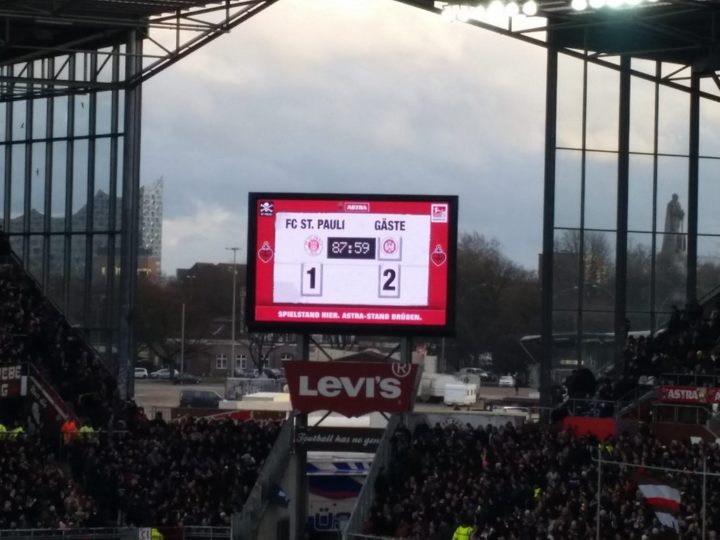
[
  {"xmin": 134, "ymin": 367, "xmax": 149, "ymax": 379},
  {"xmin": 150, "ymin": 368, "xmax": 178, "ymax": 380},
  {"xmin": 180, "ymin": 389, "xmax": 226, "ymax": 409},
  {"xmin": 498, "ymin": 375, "xmax": 516, "ymax": 388},
  {"xmin": 173, "ymin": 373, "xmax": 201, "ymax": 385}
]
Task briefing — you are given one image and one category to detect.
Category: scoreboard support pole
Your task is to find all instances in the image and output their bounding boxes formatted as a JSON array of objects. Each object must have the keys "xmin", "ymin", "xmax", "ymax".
[
  {"xmin": 401, "ymin": 337, "xmax": 412, "ymax": 364},
  {"xmin": 292, "ymin": 334, "xmax": 310, "ymax": 540}
]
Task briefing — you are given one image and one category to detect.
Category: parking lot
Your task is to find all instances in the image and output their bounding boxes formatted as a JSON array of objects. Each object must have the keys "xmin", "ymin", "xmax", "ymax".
[{"xmin": 133, "ymin": 379, "xmax": 535, "ymax": 412}]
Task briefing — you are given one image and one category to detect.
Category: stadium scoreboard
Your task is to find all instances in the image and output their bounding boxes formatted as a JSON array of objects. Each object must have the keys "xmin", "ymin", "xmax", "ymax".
[{"xmin": 246, "ymin": 193, "xmax": 457, "ymax": 335}]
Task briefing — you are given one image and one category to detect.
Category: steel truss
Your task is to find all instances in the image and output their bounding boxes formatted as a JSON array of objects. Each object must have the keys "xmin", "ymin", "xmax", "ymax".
[
  {"xmin": 399, "ymin": 0, "xmax": 720, "ymax": 99},
  {"xmin": 0, "ymin": 0, "xmax": 279, "ymax": 102}
]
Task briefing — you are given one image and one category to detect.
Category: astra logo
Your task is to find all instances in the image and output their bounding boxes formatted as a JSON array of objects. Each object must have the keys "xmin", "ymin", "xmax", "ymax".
[{"xmin": 298, "ymin": 376, "xmax": 401, "ymax": 399}]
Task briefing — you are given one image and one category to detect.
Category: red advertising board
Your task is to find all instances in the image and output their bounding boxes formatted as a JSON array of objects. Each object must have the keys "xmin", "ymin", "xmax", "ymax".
[
  {"xmin": 246, "ymin": 193, "xmax": 458, "ymax": 336},
  {"xmin": 0, "ymin": 365, "xmax": 26, "ymax": 399},
  {"xmin": 659, "ymin": 385, "xmax": 720, "ymax": 404},
  {"xmin": 284, "ymin": 361, "xmax": 419, "ymax": 417}
]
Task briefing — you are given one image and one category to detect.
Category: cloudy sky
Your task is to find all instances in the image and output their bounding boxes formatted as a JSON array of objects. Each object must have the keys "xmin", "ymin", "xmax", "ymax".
[{"xmin": 139, "ymin": 1, "xmax": 553, "ymax": 275}]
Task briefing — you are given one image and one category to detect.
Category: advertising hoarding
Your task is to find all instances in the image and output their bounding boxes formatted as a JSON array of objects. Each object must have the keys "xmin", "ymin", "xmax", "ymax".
[
  {"xmin": 0, "ymin": 364, "xmax": 26, "ymax": 399},
  {"xmin": 247, "ymin": 193, "xmax": 457, "ymax": 335},
  {"xmin": 659, "ymin": 385, "xmax": 720, "ymax": 404},
  {"xmin": 284, "ymin": 361, "xmax": 419, "ymax": 417}
]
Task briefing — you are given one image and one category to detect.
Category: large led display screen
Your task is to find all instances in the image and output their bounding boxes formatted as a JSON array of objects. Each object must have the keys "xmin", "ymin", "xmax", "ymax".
[{"xmin": 246, "ymin": 193, "xmax": 457, "ymax": 335}]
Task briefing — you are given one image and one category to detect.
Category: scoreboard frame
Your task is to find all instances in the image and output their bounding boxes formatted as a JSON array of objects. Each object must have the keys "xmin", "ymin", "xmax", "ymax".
[{"xmin": 246, "ymin": 192, "xmax": 458, "ymax": 336}]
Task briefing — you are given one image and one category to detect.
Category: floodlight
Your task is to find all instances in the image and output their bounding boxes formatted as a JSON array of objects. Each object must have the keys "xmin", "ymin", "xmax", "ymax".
[
  {"xmin": 522, "ymin": 0, "xmax": 538, "ymax": 16},
  {"xmin": 471, "ymin": 5, "xmax": 486, "ymax": 20},
  {"xmin": 607, "ymin": 0, "xmax": 623, "ymax": 7},
  {"xmin": 505, "ymin": 1, "xmax": 520, "ymax": 17},
  {"xmin": 488, "ymin": 0, "xmax": 505, "ymax": 17},
  {"xmin": 571, "ymin": 0, "xmax": 588, "ymax": 10},
  {"xmin": 441, "ymin": 4, "xmax": 456, "ymax": 21},
  {"xmin": 457, "ymin": 5, "xmax": 471, "ymax": 22}
]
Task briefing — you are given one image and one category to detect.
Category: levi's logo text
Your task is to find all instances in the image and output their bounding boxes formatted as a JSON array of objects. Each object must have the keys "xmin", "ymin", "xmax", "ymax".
[
  {"xmin": 298, "ymin": 375, "xmax": 401, "ymax": 399},
  {"xmin": 284, "ymin": 361, "xmax": 419, "ymax": 417}
]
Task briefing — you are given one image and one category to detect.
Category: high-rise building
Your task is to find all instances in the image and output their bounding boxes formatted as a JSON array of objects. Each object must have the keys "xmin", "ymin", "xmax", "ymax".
[{"xmin": 140, "ymin": 177, "xmax": 164, "ymax": 269}]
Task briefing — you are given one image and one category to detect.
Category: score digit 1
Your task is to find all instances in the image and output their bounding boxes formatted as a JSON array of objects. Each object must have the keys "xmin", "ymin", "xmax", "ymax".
[{"xmin": 301, "ymin": 263, "xmax": 323, "ymax": 296}]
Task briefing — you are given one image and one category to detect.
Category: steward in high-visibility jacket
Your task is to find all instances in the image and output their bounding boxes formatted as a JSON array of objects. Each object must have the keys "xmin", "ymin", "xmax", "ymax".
[
  {"xmin": 452, "ymin": 524, "xmax": 474, "ymax": 540},
  {"xmin": 78, "ymin": 425, "xmax": 95, "ymax": 442},
  {"xmin": 151, "ymin": 528, "xmax": 164, "ymax": 540},
  {"xmin": 0, "ymin": 424, "xmax": 6, "ymax": 439}
]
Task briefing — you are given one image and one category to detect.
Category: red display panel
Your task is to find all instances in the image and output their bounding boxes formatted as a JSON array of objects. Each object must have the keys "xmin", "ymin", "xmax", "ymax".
[{"xmin": 246, "ymin": 193, "xmax": 457, "ymax": 335}]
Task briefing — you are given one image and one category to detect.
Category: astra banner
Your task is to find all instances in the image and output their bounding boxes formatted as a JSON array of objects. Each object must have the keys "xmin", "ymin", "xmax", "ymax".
[
  {"xmin": 659, "ymin": 385, "xmax": 720, "ymax": 405},
  {"xmin": 283, "ymin": 361, "xmax": 419, "ymax": 417}
]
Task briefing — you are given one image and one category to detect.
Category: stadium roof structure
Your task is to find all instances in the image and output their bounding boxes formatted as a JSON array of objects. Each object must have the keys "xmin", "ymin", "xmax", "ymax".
[
  {"xmin": 0, "ymin": 0, "xmax": 278, "ymax": 100},
  {"xmin": 400, "ymin": 0, "xmax": 720, "ymax": 99},
  {"xmin": 1, "ymin": 0, "xmax": 719, "ymax": 100}
]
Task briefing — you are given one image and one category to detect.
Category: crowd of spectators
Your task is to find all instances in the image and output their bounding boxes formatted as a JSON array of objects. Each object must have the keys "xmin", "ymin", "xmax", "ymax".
[
  {"xmin": 554, "ymin": 300, "xmax": 720, "ymax": 417},
  {"xmin": 366, "ymin": 421, "xmax": 720, "ymax": 539},
  {"xmin": 0, "ymin": 433, "xmax": 98, "ymax": 529},
  {"xmin": 66, "ymin": 416, "xmax": 281, "ymax": 527},
  {"xmin": 0, "ymin": 240, "xmax": 118, "ymax": 427},
  {"xmin": 1, "ymin": 232, "xmax": 283, "ymax": 530},
  {"xmin": 0, "ymin": 417, "xmax": 281, "ymax": 529}
]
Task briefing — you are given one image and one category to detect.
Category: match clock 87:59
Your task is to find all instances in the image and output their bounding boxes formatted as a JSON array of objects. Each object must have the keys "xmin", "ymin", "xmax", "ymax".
[{"xmin": 326, "ymin": 237, "xmax": 376, "ymax": 259}]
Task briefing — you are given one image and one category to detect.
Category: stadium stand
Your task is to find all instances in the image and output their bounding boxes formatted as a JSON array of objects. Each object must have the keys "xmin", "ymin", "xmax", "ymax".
[
  {"xmin": 0, "ymin": 246, "xmax": 117, "ymax": 428},
  {"xmin": 0, "ymin": 232, "xmax": 284, "ymax": 531},
  {"xmin": 66, "ymin": 417, "xmax": 281, "ymax": 527},
  {"xmin": 366, "ymin": 421, "xmax": 719, "ymax": 539},
  {"xmin": 0, "ymin": 433, "xmax": 98, "ymax": 529}
]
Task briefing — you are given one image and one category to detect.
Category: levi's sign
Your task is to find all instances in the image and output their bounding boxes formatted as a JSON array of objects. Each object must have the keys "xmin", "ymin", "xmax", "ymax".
[{"xmin": 283, "ymin": 361, "xmax": 419, "ymax": 417}]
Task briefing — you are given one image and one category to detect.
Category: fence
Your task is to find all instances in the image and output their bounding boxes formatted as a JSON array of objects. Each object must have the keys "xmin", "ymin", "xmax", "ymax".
[
  {"xmin": 659, "ymin": 372, "xmax": 720, "ymax": 387},
  {"xmin": 224, "ymin": 378, "xmax": 286, "ymax": 400},
  {"xmin": 0, "ymin": 527, "xmax": 231, "ymax": 540}
]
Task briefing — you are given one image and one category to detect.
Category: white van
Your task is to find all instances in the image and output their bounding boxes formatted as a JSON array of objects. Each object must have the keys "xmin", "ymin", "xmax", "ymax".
[{"xmin": 443, "ymin": 383, "xmax": 477, "ymax": 406}]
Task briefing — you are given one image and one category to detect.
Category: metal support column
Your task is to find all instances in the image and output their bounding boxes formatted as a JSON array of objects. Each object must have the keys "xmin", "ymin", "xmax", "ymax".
[
  {"xmin": 687, "ymin": 72, "xmax": 700, "ymax": 304},
  {"xmin": 614, "ymin": 56, "xmax": 631, "ymax": 377},
  {"xmin": 293, "ymin": 334, "xmax": 310, "ymax": 540},
  {"xmin": 118, "ymin": 31, "xmax": 143, "ymax": 400},
  {"xmin": 540, "ymin": 43, "xmax": 558, "ymax": 409}
]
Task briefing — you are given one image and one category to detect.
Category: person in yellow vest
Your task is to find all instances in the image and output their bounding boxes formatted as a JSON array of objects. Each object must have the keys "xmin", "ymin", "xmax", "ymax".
[
  {"xmin": 452, "ymin": 515, "xmax": 475, "ymax": 540},
  {"xmin": 78, "ymin": 425, "xmax": 95, "ymax": 442},
  {"xmin": 8, "ymin": 425, "xmax": 23, "ymax": 440},
  {"xmin": 0, "ymin": 423, "xmax": 6, "ymax": 439},
  {"xmin": 150, "ymin": 528, "xmax": 164, "ymax": 540}
]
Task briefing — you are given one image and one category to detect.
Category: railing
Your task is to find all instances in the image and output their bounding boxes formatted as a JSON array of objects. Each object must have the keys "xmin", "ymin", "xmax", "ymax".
[
  {"xmin": 0, "ymin": 528, "xmax": 139, "ymax": 540},
  {"xmin": 343, "ymin": 415, "xmax": 400, "ymax": 540},
  {"xmin": 28, "ymin": 362, "xmax": 78, "ymax": 426},
  {"xmin": 231, "ymin": 419, "xmax": 292, "ymax": 540},
  {"xmin": 344, "ymin": 535, "xmax": 399, "ymax": 540},
  {"xmin": 224, "ymin": 378, "xmax": 286, "ymax": 400},
  {"xmin": 615, "ymin": 384, "xmax": 657, "ymax": 420},
  {"xmin": 0, "ymin": 527, "xmax": 231, "ymax": 540},
  {"xmin": 658, "ymin": 372, "xmax": 720, "ymax": 387},
  {"xmin": 555, "ymin": 397, "xmax": 618, "ymax": 418}
]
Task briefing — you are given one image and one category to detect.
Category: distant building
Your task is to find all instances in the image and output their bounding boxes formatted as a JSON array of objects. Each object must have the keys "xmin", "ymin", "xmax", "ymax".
[
  {"xmin": 140, "ymin": 177, "xmax": 163, "ymax": 268},
  {"xmin": 10, "ymin": 178, "xmax": 164, "ymax": 279}
]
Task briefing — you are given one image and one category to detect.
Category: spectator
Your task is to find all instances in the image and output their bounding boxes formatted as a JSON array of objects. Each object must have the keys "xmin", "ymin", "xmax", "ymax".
[{"xmin": 369, "ymin": 421, "xmax": 720, "ymax": 539}]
